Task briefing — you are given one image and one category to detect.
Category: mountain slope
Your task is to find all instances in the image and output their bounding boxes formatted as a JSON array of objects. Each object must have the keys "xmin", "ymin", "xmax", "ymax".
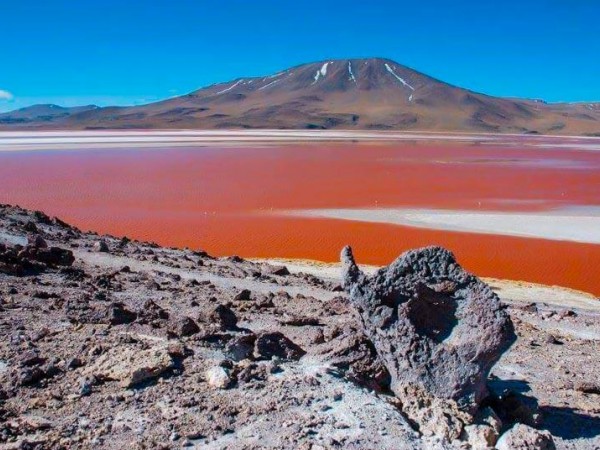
[
  {"xmin": 1, "ymin": 58, "xmax": 599, "ymax": 134},
  {"xmin": 0, "ymin": 104, "xmax": 98, "ymax": 125}
]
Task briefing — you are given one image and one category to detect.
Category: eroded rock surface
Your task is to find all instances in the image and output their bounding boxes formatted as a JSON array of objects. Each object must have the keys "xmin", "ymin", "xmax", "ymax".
[
  {"xmin": 496, "ymin": 424, "xmax": 556, "ymax": 450},
  {"xmin": 341, "ymin": 245, "xmax": 516, "ymax": 414},
  {"xmin": 85, "ymin": 345, "xmax": 175, "ymax": 388}
]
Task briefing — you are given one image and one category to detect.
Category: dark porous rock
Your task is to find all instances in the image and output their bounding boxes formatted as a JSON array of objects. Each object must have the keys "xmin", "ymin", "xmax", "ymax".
[
  {"xmin": 233, "ymin": 289, "xmax": 252, "ymax": 301},
  {"xmin": 574, "ymin": 381, "xmax": 600, "ymax": 395},
  {"xmin": 137, "ymin": 299, "xmax": 170, "ymax": 325},
  {"xmin": 67, "ymin": 357, "xmax": 84, "ymax": 370},
  {"xmin": 280, "ymin": 316, "xmax": 323, "ymax": 327},
  {"xmin": 93, "ymin": 240, "xmax": 110, "ymax": 253},
  {"xmin": 168, "ymin": 316, "xmax": 201, "ymax": 337},
  {"xmin": 33, "ymin": 210, "xmax": 52, "ymax": 224},
  {"xmin": 1, "ymin": 242, "xmax": 73, "ymax": 275},
  {"xmin": 226, "ymin": 334, "xmax": 257, "ymax": 361},
  {"xmin": 237, "ymin": 361, "xmax": 279, "ymax": 383},
  {"xmin": 19, "ymin": 367, "xmax": 47, "ymax": 386},
  {"xmin": 325, "ymin": 296, "xmax": 352, "ymax": 315},
  {"xmin": 203, "ymin": 305, "xmax": 238, "ymax": 331},
  {"xmin": 319, "ymin": 326, "xmax": 390, "ymax": 392},
  {"xmin": 27, "ymin": 235, "xmax": 48, "ymax": 248},
  {"xmin": 23, "ymin": 221, "xmax": 39, "ymax": 233},
  {"xmin": 106, "ymin": 302, "xmax": 137, "ymax": 325},
  {"xmin": 18, "ymin": 350, "xmax": 46, "ymax": 368},
  {"xmin": 20, "ymin": 245, "xmax": 75, "ymax": 267},
  {"xmin": 254, "ymin": 332, "xmax": 306, "ymax": 361},
  {"xmin": 341, "ymin": 245, "xmax": 515, "ymax": 414},
  {"xmin": 265, "ymin": 265, "xmax": 290, "ymax": 276}
]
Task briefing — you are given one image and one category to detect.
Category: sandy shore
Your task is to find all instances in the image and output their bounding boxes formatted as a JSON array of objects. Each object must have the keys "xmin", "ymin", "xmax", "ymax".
[
  {"xmin": 282, "ymin": 207, "xmax": 600, "ymax": 244},
  {"xmin": 255, "ymin": 257, "xmax": 600, "ymax": 312},
  {"xmin": 1, "ymin": 129, "xmax": 600, "ymax": 151}
]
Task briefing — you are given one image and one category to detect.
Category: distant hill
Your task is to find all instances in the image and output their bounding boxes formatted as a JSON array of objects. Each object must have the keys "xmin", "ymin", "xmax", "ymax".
[
  {"xmin": 1, "ymin": 58, "xmax": 599, "ymax": 135},
  {"xmin": 0, "ymin": 104, "xmax": 98, "ymax": 124}
]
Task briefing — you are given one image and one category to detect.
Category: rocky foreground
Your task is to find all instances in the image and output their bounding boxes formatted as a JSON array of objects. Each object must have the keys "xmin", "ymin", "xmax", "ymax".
[{"xmin": 1, "ymin": 205, "xmax": 600, "ymax": 449}]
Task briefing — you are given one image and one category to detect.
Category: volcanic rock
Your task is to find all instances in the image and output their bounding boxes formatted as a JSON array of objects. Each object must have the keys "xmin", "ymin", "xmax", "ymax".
[
  {"xmin": 233, "ymin": 289, "xmax": 252, "ymax": 301},
  {"xmin": 136, "ymin": 299, "xmax": 169, "ymax": 325},
  {"xmin": 105, "ymin": 302, "xmax": 137, "ymax": 325},
  {"xmin": 574, "ymin": 381, "xmax": 600, "ymax": 395},
  {"xmin": 254, "ymin": 332, "xmax": 306, "ymax": 361},
  {"xmin": 203, "ymin": 305, "xmax": 238, "ymax": 330},
  {"xmin": 226, "ymin": 334, "xmax": 257, "ymax": 361},
  {"xmin": 205, "ymin": 366, "xmax": 232, "ymax": 389},
  {"xmin": 265, "ymin": 265, "xmax": 290, "ymax": 276},
  {"xmin": 85, "ymin": 345, "xmax": 174, "ymax": 388},
  {"xmin": 27, "ymin": 235, "xmax": 47, "ymax": 248},
  {"xmin": 168, "ymin": 316, "xmax": 201, "ymax": 337},
  {"xmin": 462, "ymin": 423, "xmax": 498, "ymax": 449},
  {"xmin": 341, "ymin": 245, "xmax": 515, "ymax": 413},
  {"xmin": 318, "ymin": 326, "xmax": 390, "ymax": 392},
  {"xmin": 496, "ymin": 424, "xmax": 555, "ymax": 450},
  {"xmin": 17, "ymin": 245, "xmax": 75, "ymax": 268},
  {"xmin": 93, "ymin": 240, "xmax": 109, "ymax": 253}
]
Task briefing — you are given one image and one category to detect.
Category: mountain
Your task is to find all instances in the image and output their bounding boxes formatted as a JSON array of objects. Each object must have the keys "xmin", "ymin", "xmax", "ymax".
[
  {"xmin": 0, "ymin": 104, "xmax": 98, "ymax": 125},
  {"xmin": 1, "ymin": 58, "xmax": 599, "ymax": 134}
]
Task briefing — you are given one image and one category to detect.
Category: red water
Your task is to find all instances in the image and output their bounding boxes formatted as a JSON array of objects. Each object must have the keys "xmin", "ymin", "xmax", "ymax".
[{"xmin": 1, "ymin": 141, "xmax": 600, "ymax": 295}]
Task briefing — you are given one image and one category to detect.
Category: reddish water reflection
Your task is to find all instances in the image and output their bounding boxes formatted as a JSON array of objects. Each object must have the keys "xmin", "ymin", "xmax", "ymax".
[{"xmin": 1, "ymin": 141, "xmax": 599, "ymax": 295}]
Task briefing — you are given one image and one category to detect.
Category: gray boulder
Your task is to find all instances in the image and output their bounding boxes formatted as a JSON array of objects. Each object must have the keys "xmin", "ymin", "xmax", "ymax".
[
  {"xmin": 496, "ymin": 424, "xmax": 555, "ymax": 450},
  {"xmin": 341, "ymin": 245, "xmax": 515, "ymax": 414}
]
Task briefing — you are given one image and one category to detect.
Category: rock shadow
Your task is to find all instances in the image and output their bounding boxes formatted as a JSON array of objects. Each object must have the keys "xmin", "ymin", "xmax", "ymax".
[
  {"xmin": 488, "ymin": 377, "xmax": 532, "ymax": 394},
  {"xmin": 541, "ymin": 405, "xmax": 600, "ymax": 440}
]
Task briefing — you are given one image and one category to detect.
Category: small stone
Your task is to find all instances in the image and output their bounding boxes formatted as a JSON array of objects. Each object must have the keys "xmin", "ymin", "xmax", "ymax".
[
  {"xmin": 79, "ymin": 376, "xmax": 94, "ymax": 396},
  {"xmin": 254, "ymin": 332, "xmax": 306, "ymax": 361},
  {"xmin": 462, "ymin": 424, "xmax": 498, "ymax": 449},
  {"xmin": 106, "ymin": 302, "xmax": 137, "ymax": 325},
  {"xmin": 266, "ymin": 265, "xmax": 290, "ymax": 276},
  {"xmin": 496, "ymin": 424, "xmax": 555, "ymax": 450},
  {"xmin": 205, "ymin": 366, "xmax": 232, "ymax": 389},
  {"xmin": 93, "ymin": 240, "xmax": 109, "ymax": 253},
  {"xmin": 19, "ymin": 367, "xmax": 46, "ymax": 386},
  {"xmin": 19, "ymin": 350, "xmax": 45, "ymax": 367},
  {"xmin": 168, "ymin": 316, "xmax": 200, "ymax": 337},
  {"xmin": 205, "ymin": 305, "xmax": 238, "ymax": 330},
  {"xmin": 226, "ymin": 334, "xmax": 257, "ymax": 361},
  {"xmin": 234, "ymin": 289, "xmax": 252, "ymax": 301},
  {"xmin": 574, "ymin": 381, "xmax": 600, "ymax": 395},
  {"xmin": 67, "ymin": 357, "xmax": 84, "ymax": 370},
  {"xmin": 28, "ymin": 235, "xmax": 48, "ymax": 248}
]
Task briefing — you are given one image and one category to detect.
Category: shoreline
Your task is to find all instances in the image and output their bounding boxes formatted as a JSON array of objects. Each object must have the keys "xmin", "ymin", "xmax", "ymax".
[
  {"xmin": 2, "ymin": 129, "xmax": 600, "ymax": 152},
  {"xmin": 253, "ymin": 256, "xmax": 600, "ymax": 311},
  {"xmin": 280, "ymin": 207, "xmax": 600, "ymax": 245}
]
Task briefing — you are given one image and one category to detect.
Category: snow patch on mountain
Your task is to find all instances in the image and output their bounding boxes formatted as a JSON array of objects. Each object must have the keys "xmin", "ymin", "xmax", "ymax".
[
  {"xmin": 384, "ymin": 63, "xmax": 415, "ymax": 101},
  {"xmin": 348, "ymin": 62, "xmax": 356, "ymax": 83},
  {"xmin": 312, "ymin": 62, "xmax": 330, "ymax": 85},
  {"xmin": 215, "ymin": 80, "xmax": 243, "ymax": 95}
]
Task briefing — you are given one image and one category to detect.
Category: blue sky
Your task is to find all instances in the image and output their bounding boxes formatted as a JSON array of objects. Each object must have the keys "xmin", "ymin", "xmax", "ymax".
[{"xmin": 1, "ymin": 0, "xmax": 599, "ymax": 112}]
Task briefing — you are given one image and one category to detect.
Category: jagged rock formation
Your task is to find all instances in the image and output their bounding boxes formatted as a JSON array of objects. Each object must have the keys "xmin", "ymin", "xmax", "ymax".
[{"xmin": 341, "ymin": 245, "xmax": 516, "ymax": 415}]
